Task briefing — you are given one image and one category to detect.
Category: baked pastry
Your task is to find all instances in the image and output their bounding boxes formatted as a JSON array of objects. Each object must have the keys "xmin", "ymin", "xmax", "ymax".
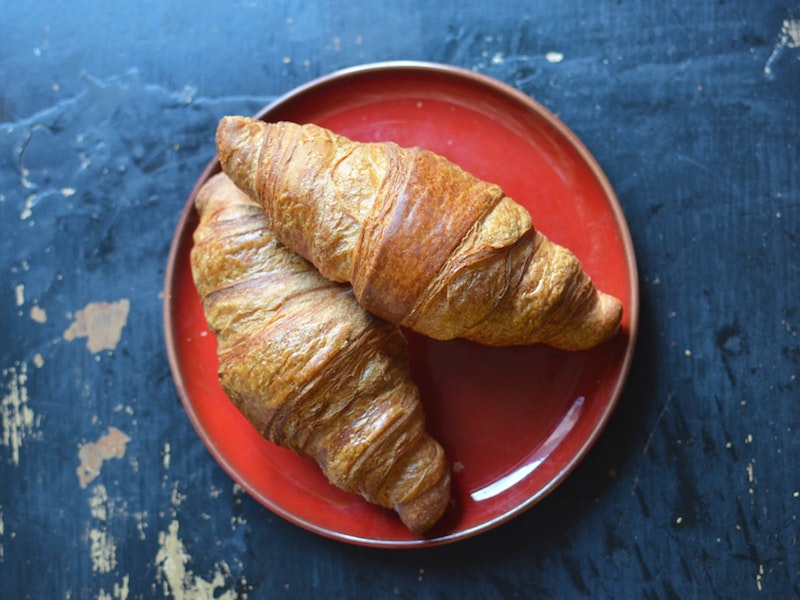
[
  {"xmin": 216, "ymin": 117, "xmax": 622, "ymax": 350},
  {"xmin": 190, "ymin": 172, "xmax": 451, "ymax": 533}
]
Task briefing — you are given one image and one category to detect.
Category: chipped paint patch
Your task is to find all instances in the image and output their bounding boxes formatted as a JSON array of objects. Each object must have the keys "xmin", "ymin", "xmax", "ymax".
[
  {"xmin": 155, "ymin": 520, "xmax": 239, "ymax": 600},
  {"xmin": 1, "ymin": 362, "xmax": 39, "ymax": 465},
  {"xmin": 63, "ymin": 299, "xmax": 130, "ymax": 353},
  {"xmin": 30, "ymin": 305, "xmax": 47, "ymax": 323},
  {"xmin": 77, "ymin": 426, "xmax": 131, "ymax": 488}
]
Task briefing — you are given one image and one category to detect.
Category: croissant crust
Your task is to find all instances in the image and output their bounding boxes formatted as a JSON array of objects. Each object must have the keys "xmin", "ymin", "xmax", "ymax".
[
  {"xmin": 217, "ymin": 116, "xmax": 622, "ymax": 350},
  {"xmin": 190, "ymin": 172, "xmax": 451, "ymax": 533}
]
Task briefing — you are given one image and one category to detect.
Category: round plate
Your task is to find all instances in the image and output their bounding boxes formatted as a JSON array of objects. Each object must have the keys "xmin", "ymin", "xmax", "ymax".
[{"xmin": 163, "ymin": 61, "xmax": 638, "ymax": 548}]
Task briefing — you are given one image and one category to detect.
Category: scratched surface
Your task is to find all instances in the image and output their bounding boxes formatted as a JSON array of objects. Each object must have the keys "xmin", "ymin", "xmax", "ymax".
[{"xmin": 1, "ymin": 1, "xmax": 799, "ymax": 598}]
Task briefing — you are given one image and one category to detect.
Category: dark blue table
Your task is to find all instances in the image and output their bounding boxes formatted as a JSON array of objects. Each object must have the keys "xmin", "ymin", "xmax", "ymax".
[{"xmin": 2, "ymin": 1, "xmax": 798, "ymax": 597}]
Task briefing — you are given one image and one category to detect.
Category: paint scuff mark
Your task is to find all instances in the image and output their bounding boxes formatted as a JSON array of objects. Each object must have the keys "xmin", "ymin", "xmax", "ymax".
[
  {"xmin": 1, "ymin": 362, "xmax": 39, "ymax": 465},
  {"xmin": 63, "ymin": 299, "xmax": 131, "ymax": 353},
  {"xmin": 155, "ymin": 520, "xmax": 240, "ymax": 600},
  {"xmin": 77, "ymin": 426, "xmax": 131, "ymax": 488},
  {"xmin": 14, "ymin": 284, "xmax": 25, "ymax": 307},
  {"xmin": 546, "ymin": 51, "xmax": 564, "ymax": 63}
]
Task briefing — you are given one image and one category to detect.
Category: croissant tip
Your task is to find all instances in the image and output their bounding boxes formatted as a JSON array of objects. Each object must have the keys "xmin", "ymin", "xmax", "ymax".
[
  {"xmin": 583, "ymin": 292, "xmax": 624, "ymax": 348},
  {"xmin": 546, "ymin": 291, "xmax": 623, "ymax": 351},
  {"xmin": 216, "ymin": 115, "xmax": 249, "ymax": 149},
  {"xmin": 215, "ymin": 116, "xmax": 265, "ymax": 199},
  {"xmin": 395, "ymin": 468, "xmax": 452, "ymax": 534}
]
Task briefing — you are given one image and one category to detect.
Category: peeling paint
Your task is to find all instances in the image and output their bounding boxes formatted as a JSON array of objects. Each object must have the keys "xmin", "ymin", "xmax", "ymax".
[
  {"xmin": 63, "ymin": 299, "xmax": 130, "ymax": 353},
  {"xmin": 87, "ymin": 487, "xmax": 113, "ymax": 562},
  {"xmin": 77, "ymin": 426, "xmax": 131, "ymax": 488},
  {"xmin": 1, "ymin": 362, "xmax": 38, "ymax": 465},
  {"xmin": 155, "ymin": 520, "xmax": 240, "ymax": 600}
]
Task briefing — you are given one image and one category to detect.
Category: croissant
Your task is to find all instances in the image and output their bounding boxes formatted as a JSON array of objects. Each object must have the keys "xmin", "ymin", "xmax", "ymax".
[
  {"xmin": 190, "ymin": 172, "xmax": 451, "ymax": 534},
  {"xmin": 216, "ymin": 116, "xmax": 623, "ymax": 350}
]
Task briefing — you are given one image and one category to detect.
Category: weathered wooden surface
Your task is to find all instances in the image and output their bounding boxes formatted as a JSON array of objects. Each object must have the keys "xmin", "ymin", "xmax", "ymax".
[{"xmin": 1, "ymin": 1, "xmax": 798, "ymax": 597}]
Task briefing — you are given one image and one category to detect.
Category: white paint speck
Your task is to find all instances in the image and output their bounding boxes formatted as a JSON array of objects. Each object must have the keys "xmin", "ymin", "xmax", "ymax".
[
  {"xmin": 162, "ymin": 442, "xmax": 171, "ymax": 470},
  {"xmin": 134, "ymin": 511, "xmax": 148, "ymax": 541},
  {"xmin": 20, "ymin": 194, "xmax": 37, "ymax": 219},
  {"xmin": 14, "ymin": 284, "xmax": 24, "ymax": 307},
  {"xmin": 546, "ymin": 51, "xmax": 564, "ymax": 63}
]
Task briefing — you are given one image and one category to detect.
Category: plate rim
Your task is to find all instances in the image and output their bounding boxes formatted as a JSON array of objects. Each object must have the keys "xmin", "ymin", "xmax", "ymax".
[{"xmin": 163, "ymin": 60, "xmax": 639, "ymax": 548}]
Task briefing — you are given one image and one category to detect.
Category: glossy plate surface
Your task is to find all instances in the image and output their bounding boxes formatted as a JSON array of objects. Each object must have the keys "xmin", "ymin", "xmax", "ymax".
[{"xmin": 164, "ymin": 61, "xmax": 638, "ymax": 548}]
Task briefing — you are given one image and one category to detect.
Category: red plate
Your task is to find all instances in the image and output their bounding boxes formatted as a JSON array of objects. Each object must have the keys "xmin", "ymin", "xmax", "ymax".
[{"xmin": 163, "ymin": 61, "xmax": 638, "ymax": 547}]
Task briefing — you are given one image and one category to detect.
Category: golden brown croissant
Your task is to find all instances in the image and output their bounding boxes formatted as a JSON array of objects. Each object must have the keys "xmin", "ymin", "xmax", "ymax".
[
  {"xmin": 216, "ymin": 116, "xmax": 623, "ymax": 351},
  {"xmin": 190, "ymin": 172, "xmax": 451, "ymax": 534}
]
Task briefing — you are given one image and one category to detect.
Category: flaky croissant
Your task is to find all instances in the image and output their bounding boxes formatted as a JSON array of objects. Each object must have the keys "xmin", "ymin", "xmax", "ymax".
[
  {"xmin": 216, "ymin": 116, "xmax": 622, "ymax": 351},
  {"xmin": 190, "ymin": 172, "xmax": 451, "ymax": 534}
]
